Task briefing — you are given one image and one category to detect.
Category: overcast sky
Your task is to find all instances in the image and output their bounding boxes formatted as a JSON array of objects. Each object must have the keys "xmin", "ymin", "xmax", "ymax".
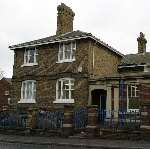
[{"xmin": 0, "ymin": 0, "xmax": 150, "ymax": 77}]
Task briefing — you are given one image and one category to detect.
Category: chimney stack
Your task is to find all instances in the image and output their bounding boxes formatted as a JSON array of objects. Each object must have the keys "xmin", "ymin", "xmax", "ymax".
[
  {"xmin": 137, "ymin": 32, "xmax": 147, "ymax": 54},
  {"xmin": 56, "ymin": 3, "xmax": 75, "ymax": 35}
]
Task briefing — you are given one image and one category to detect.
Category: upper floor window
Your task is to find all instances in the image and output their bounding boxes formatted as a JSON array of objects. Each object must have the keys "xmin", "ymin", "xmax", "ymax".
[
  {"xmin": 19, "ymin": 80, "xmax": 36, "ymax": 103},
  {"xmin": 22, "ymin": 47, "xmax": 38, "ymax": 66},
  {"xmin": 58, "ymin": 41, "xmax": 76, "ymax": 63},
  {"xmin": 54, "ymin": 78, "xmax": 74, "ymax": 103},
  {"xmin": 127, "ymin": 84, "xmax": 140, "ymax": 111}
]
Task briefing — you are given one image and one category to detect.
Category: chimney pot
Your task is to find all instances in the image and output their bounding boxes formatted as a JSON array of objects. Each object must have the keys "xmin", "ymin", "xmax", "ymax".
[{"xmin": 137, "ymin": 32, "xmax": 147, "ymax": 54}]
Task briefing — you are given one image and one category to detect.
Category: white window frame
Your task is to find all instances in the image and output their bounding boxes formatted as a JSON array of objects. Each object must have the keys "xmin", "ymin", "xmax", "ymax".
[
  {"xmin": 57, "ymin": 41, "xmax": 76, "ymax": 63},
  {"xmin": 22, "ymin": 47, "xmax": 38, "ymax": 67},
  {"xmin": 54, "ymin": 78, "xmax": 74, "ymax": 103},
  {"xmin": 19, "ymin": 80, "xmax": 36, "ymax": 103},
  {"xmin": 127, "ymin": 84, "xmax": 139, "ymax": 112}
]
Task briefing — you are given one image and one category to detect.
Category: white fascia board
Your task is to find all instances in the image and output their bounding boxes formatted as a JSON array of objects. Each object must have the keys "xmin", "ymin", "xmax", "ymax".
[
  {"xmin": 9, "ymin": 36, "xmax": 89, "ymax": 50},
  {"xmin": 9, "ymin": 35, "xmax": 123, "ymax": 57},
  {"xmin": 118, "ymin": 64, "xmax": 146, "ymax": 68}
]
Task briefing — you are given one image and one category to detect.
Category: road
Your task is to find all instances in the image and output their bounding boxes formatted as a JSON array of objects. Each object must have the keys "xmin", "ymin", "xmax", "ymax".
[{"xmin": 0, "ymin": 134, "xmax": 149, "ymax": 149}]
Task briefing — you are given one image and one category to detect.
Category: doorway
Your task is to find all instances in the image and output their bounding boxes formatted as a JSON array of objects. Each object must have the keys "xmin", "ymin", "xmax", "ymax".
[
  {"xmin": 91, "ymin": 89, "xmax": 107, "ymax": 110},
  {"xmin": 91, "ymin": 89, "xmax": 107, "ymax": 122}
]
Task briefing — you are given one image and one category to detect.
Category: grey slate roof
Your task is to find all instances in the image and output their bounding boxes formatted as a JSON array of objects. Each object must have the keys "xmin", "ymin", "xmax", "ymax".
[
  {"xmin": 120, "ymin": 52, "xmax": 150, "ymax": 66},
  {"xmin": 9, "ymin": 30, "xmax": 123, "ymax": 57}
]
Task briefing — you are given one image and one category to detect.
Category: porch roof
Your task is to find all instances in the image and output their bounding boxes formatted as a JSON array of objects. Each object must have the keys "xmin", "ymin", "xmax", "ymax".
[
  {"xmin": 120, "ymin": 52, "xmax": 150, "ymax": 66},
  {"xmin": 89, "ymin": 72, "xmax": 150, "ymax": 82}
]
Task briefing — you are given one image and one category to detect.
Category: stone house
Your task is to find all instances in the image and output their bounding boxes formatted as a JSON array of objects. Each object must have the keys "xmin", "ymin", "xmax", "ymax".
[
  {"xmin": 9, "ymin": 3, "xmax": 123, "ymax": 111},
  {"xmin": 9, "ymin": 3, "xmax": 150, "ymax": 122},
  {"xmin": 0, "ymin": 78, "xmax": 11, "ymax": 110}
]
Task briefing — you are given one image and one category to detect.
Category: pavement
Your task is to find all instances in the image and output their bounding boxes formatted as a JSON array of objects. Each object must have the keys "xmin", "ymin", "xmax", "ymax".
[{"xmin": 0, "ymin": 134, "xmax": 149, "ymax": 149}]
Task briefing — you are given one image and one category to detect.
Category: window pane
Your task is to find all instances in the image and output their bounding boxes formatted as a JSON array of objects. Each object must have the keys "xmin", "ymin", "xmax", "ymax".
[
  {"xmin": 64, "ymin": 43, "xmax": 71, "ymax": 60},
  {"xmin": 33, "ymin": 82, "xmax": 36, "ymax": 99},
  {"xmin": 29, "ymin": 50, "xmax": 35, "ymax": 63},
  {"xmin": 63, "ymin": 89, "xmax": 69, "ymax": 99},
  {"xmin": 64, "ymin": 80, "xmax": 69, "ymax": 90},
  {"xmin": 24, "ymin": 50, "xmax": 28, "ymax": 63},
  {"xmin": 64, "ymin": 49, "xmax": 71, "ymax": 60},
  {"xmin": 129, "ymin": 98, "xmax": 139, "ymax": 109},
  {"xmin": 65, "ymin": 42, "xmax": 71, "ymax": 51},
  {"xmin": 27, "ymin": 82, "xmax": 32, "ymax": 99},
  {"xmin": 72, "ymin": 49, "xmax": 75, "ymax": 60},
  {"xmin": 59, "ymin": 44, "xmax": 63, "ymax": 61}
]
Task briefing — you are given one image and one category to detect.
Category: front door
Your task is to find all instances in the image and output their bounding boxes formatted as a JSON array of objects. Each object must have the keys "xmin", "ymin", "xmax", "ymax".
[{"xmin": 91, "ymin": 89, "xmax": 107, "ymax": 122}]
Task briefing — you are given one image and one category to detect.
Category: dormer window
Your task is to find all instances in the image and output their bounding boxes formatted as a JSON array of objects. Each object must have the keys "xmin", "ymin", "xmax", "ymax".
[
  {"xmin": 22, "ymin": 47, "xmax": 38, "ymax": 67},
  {"xmin": 58, "ymin": 41, "xmax": 76, "ymax": 63}
]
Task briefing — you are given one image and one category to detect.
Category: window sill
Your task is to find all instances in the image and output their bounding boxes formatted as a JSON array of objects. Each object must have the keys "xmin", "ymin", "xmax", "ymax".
[
  {"xmin": 53, "ymin": 99, "xmax": 74, "ymax": 104},
  {"xmin": 127, "ymin": 109, "xmax": 139, "ymax": 112},
  {"xmin": 18, "ymin": 99, "xmax": 36, "ymax": 104},
  {"xmin": 56, "ymin": 59, "xmax": 75, "ymax": 63},
  {"xmin": 21, "ymin": 63, "xmax": 38, "ymax": 67}
]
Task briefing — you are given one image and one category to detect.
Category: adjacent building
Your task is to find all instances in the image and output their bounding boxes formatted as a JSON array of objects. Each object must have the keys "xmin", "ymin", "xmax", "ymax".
[{"xmin": 0, "ymin": 78, "xmax": 11, "ymax": 110}]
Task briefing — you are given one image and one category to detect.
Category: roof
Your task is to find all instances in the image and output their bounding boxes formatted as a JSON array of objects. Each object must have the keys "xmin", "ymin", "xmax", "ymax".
[
  {"xmin": 9, "ymin": 30, "xmax": 123, "ymax": 57},
  {"xmin": 90, "ymin": 71, "xmax": 150, "ymax": 82},
  {"xmin": 120, "ymin": 52, "xmax": 150, "ymax": 66},
  {"xmin": 0, "ymin": 78, "xmax": 11, "ymax": 84}
]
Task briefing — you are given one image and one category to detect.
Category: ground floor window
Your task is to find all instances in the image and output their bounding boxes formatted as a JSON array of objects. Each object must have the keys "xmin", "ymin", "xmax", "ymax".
[
  {"xmin": 127, "ymin": 84, "xmax": 140, "ymax": 111},
  {"xmin": 54, "ymin": 78, "xmax": 74, "ymax": 103},
  {"xmin": 19, "ymin": 80, "xmax": 36, "ymax": 103}
]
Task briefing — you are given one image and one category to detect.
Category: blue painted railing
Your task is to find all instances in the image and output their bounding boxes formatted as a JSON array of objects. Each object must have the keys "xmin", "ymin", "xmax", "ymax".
[
  {"xmin": 0, "ymin": 111, "xmax": 27, "ymax": 129},
  {"xmin": 73, "ymin": 108, "xmax": 88, "ymax": 129},
  {"xmin": 36, "ymin": 111, "xmax": 64, "ymax": 130},
  {"xmin": 98, "ymin": 109, "xmax": 141, "ymax": 130}
]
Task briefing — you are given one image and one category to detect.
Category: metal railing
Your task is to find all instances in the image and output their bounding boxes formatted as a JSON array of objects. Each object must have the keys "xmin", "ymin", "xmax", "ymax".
[
  {"xmin": 98, "ymin": 109, "xmax": 141, "ymax": 130},
  {"xmin": 73, "ymin": 108, "xmax": 88, "ymax": 129},
  {"xmin": 0, "ymin": 111, "xmax": 27, "ymax": 129},
  {"xmin": 36, "ymin": 111, "xmax": 64, "ymax": 130}
]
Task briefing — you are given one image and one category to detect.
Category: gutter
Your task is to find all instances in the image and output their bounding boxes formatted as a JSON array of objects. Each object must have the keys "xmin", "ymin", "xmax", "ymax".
[{"xmin": 118, "ymin": 64, "xmax": 146, "ymax": 69}]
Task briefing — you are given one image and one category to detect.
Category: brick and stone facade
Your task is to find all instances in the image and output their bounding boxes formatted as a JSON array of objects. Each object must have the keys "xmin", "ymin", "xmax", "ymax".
[{"xmin": 10, "ymin": 3, "xmax": 122, "ymax": 110}]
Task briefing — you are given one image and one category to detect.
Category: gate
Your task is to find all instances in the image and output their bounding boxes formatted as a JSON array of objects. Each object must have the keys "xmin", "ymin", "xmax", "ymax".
[
  {"xmin": 36, "ymin": 111, "xmax": 64, "ymax": 130},
  {"xmin": 73, "ymin": 108, "xmax": 88, "ymax": 129}
]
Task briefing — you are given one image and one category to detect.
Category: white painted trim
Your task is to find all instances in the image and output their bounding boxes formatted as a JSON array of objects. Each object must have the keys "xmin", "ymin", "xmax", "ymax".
[
  {"xmin": 127, "ymin": 109, "xmax": 139, "ymax": 112},
  {"xmin": 55, "ymin": 78, "xmax": 75, "ymax": 103},
  {"xmin": 21, "ymin": 80, "xmax": 36, "ymax": 103},
  {"xmin": 53, "ymin": 99, "xmax": 74, "ymax": 104},
  {"xmin": 10, "ymin": 35, "xmax": 123, "ymax": 57},
  {"xmin": 118, "ymin": 64, "xmax": 146, "ymax": 69},
  {"xmin": 18, "ymin": 99, "xmax": 36, "ymax": 104},
  {"xmin": 10, "ymin": 36, "xmax": 88, "ymax": 50},
  {"xmin": 21, "ymin": 63, "xmax": 38, "ymax": 67},
  {"xmin": 56, "ymin": 59, "xmax": 75, "ymax": 63},
  {"xmin": 57, "ymin": 41, "xmax": 76, "ymax": 63}
]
